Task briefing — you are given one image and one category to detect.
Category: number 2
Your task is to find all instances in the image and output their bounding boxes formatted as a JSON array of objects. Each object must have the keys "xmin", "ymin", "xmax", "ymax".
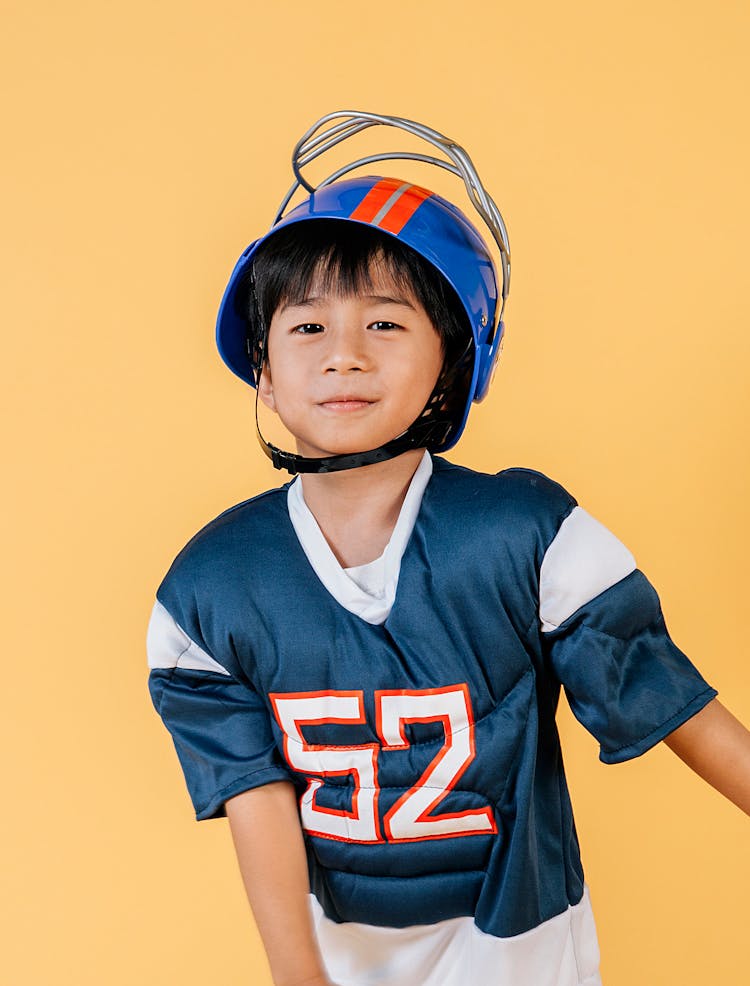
[{"xmin": 270, "ymin": 684, "xmax": 496, "ymax": 844}]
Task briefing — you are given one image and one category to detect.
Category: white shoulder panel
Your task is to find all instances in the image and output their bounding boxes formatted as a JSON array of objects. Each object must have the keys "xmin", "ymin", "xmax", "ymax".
[
  {"xmin": 146, "ymin": 599, "xmax": 231, "ymax": 675},
  {"xmin": 539, "ymin": 506, "xmax": 636, "ymax": 633}
]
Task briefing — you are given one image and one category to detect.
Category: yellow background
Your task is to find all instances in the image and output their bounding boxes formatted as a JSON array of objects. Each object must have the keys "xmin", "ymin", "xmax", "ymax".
[{"xmin": 3, "ymin": 1, "xmax": 748, "ymax": 983}]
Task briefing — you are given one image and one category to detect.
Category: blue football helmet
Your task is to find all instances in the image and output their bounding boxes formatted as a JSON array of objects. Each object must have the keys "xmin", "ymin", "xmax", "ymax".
[{"xmin": 216, "ymin": 111, "xmax": 511, "ymax": 474}]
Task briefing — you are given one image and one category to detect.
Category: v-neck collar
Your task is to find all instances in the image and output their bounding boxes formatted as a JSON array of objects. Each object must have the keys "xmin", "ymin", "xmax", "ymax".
[{"xmin": 286, "ymin": 451, "xmax": 433, "ymax": 625}]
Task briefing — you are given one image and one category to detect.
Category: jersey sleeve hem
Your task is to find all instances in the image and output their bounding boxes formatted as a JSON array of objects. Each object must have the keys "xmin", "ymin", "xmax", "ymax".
[
  {"xmin": 599, "ymin": 686, "xmax": 718, "ymax": 764},
  {"xmin": 195, "ymin": 765, "xmax": 295, "ymax": 821}
]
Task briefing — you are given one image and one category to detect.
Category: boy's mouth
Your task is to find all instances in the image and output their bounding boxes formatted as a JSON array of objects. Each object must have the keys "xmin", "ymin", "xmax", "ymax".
[{"xmin": 318, "ymin": 395, "xmax": 375, "ymax": 411}]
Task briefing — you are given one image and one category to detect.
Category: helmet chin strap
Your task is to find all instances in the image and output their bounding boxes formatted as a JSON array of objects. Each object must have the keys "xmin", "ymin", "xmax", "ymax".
[{"xmin": 253, "ymin": 343, "xmax": 473, "ymax": 475}]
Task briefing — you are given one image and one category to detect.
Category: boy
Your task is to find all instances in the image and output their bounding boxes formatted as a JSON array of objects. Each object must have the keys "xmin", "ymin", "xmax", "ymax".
[{"xmin": 147, "ymin": 112, "xmax": 750, "ymax": 986}]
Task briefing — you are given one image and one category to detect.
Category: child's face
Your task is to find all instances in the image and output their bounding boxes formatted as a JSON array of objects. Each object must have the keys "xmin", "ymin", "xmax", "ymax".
[{"xmin": 257, "ymin": 264, "xmax": 445, "ymax": 461}]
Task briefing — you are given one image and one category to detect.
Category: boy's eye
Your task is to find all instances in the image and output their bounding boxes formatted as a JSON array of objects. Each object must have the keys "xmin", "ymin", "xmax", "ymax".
[
  {"xmin": 368, "ymin": 320, "xmax": 401, "ymax": 331},
  {"xmin": 291, "ymin": 323, "xmax": 324, "ymax": 334}
]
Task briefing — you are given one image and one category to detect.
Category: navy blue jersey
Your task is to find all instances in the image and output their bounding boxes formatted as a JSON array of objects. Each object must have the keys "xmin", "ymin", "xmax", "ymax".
[{"xmin": 147, "ymin": 457, "xmax": 716, "ymax": 940}]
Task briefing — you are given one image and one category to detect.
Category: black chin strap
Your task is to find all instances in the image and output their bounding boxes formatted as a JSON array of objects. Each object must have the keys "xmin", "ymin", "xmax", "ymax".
[{"xmin": 253, "ymin": 343, "xmax": 473, "ymax": 475}]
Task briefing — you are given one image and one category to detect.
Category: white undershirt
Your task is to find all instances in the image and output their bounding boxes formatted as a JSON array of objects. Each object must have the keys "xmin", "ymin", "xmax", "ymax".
[{"xmin": 286, "ymin": 450, "xmax": 433, "ymax": 624}]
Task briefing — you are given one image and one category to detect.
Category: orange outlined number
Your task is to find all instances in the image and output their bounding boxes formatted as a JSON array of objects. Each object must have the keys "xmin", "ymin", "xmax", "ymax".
[
  {"xmin": 269, "ymin": 691, "xmax": 382, "ymax": 843},
  {"xmin": 376, "ymin": 684, "xmax": 496, "ymax": 841},
  {"xmin": 270, "ymin": 684, "xmax": 496, "ymax": 844}
]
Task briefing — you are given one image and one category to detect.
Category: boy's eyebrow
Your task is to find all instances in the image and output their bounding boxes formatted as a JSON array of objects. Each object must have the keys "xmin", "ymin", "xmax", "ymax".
[
  {"xmin": 279, "ymin": 293, "xmax": 417, "ymax": 313},
  {"xmin": 362, "ymin": 294, "xmax": 417, "ymax": 309}
]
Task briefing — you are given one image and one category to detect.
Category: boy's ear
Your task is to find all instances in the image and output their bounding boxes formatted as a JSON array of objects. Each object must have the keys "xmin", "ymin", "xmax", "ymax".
[{"xmin": 257, "ymin": 363, "xmax": 277, "ymax": 413}]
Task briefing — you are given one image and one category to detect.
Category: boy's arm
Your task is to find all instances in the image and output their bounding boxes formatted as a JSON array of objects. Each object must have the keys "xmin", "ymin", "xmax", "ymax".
[
  {"xmin": 663, "ymin": 697, "xmax": 750, "ymax": 816},
  {"xmin": 225, "ymin": 781, "xmax": 334, "ymax": 986}
]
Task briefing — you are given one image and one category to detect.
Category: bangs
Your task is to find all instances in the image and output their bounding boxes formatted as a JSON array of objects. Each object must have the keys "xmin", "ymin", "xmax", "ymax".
[{"xmin": 262, "ymin": 228, "xmax": 419, "ymax": 314}]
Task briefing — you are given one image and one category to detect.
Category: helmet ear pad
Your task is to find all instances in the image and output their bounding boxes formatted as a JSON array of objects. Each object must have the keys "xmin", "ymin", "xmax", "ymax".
[{"xmin": 474, "ymin": 320, "xmax": 505, "ymax": 403}]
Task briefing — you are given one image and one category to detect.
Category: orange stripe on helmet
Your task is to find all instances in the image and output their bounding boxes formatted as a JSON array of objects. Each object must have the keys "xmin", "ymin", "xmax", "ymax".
[
  {"xmin": 349, "ymin": 179, "xmax": 434, "ymax": 233},
  {"xmin": 349, "ymin": 178, "xmax": 404, "ymax": 223},
  {"xmin": 378, "ymin": 184, "xmax": 433, "ymax": 234}
]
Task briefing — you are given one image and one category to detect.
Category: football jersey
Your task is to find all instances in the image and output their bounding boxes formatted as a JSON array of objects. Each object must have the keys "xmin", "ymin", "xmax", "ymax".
[{"xmin": 147, "ymin": 455, "xmax": 717, "ymax": 985}]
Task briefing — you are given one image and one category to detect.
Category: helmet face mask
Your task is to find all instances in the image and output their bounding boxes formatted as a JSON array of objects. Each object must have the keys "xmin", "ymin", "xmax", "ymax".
[{"xmin": 216, "ymin": 113, "xmax": 510, "ymax": 474}]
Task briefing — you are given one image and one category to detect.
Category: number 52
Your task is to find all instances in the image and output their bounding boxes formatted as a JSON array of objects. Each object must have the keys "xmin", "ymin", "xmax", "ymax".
[{"xmin": 270, "ymin": 684, "xmax": 496, "ymax": 844}]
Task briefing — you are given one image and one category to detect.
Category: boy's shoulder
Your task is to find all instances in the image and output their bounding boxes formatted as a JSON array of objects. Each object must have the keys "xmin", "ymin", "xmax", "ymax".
[
  {"xmin": 157, "ymin": 481, "xmax": 292, "ymax": 595},
  {"xmin": 430, "ymin": 455, "xmax": 578, "ymax": 520}
]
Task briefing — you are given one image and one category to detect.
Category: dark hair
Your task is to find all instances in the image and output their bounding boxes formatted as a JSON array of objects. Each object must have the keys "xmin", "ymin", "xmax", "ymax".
[{"xmin": 236, "ymin": 219, "xmax": 472, "ymax": 370}]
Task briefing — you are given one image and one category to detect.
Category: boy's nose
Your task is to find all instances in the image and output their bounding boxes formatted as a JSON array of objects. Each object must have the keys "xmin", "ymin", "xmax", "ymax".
[{"xmin": 322, "ymin": 328, "xmax": 370, "ymax": 373}]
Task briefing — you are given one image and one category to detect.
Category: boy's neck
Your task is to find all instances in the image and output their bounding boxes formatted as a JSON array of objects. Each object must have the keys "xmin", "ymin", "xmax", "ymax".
[{"xmin": 298, "ymin": 449, "xmax": 428, "ymax": 569}]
